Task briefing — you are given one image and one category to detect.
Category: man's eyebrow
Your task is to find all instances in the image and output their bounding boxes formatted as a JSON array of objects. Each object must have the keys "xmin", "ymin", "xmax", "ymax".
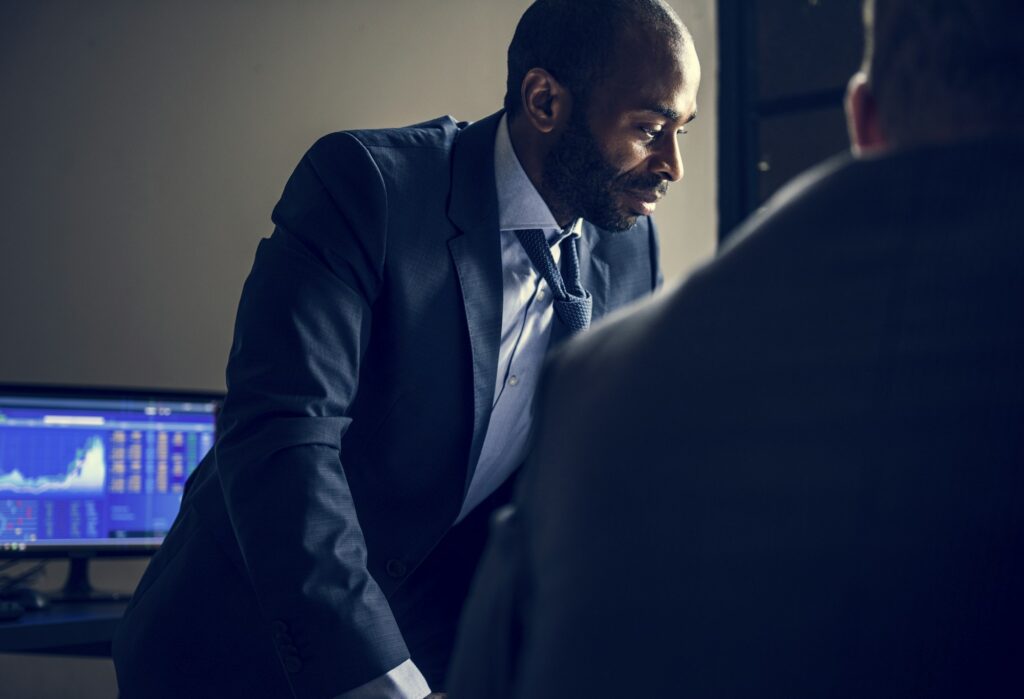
[{"xmin": 639, "ymin": 105, "xmax": 698, "ymax": 123}]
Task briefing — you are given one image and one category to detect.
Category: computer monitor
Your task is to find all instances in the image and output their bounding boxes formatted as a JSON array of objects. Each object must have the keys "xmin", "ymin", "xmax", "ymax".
[{"xmin": 0, "ymin": 384, "xmax": 222, "ymax": 601}]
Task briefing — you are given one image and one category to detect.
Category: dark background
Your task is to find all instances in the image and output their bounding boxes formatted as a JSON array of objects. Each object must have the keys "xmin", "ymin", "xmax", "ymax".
[{"xmin": 719, "ymin": 0, "xmax": 864, "ymax": 236}]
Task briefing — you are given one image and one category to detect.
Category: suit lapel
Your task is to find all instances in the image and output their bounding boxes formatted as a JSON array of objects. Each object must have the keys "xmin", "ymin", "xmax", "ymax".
[
  {"xmin": 447, "ymin": 111, "xmax": 505, "ymax": 486},
  {"xmin": 578, "ymin": 223, "xmax": 610, "ymax": 320}
]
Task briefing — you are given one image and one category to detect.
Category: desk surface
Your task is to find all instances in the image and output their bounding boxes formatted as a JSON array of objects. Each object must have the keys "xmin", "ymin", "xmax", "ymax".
[{"xmin": 0, "ymin": 601, "xmax": 126, "ymax": 656}]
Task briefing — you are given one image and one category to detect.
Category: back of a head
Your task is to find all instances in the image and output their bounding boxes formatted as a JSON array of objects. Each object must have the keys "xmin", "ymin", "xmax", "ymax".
[
  {"xmin": 864, "ymin": 0, "xmax": 1024, "ymax": 147},
  {"xmin": 504, "ymin": 0, "xmax": 687, "ymax": 116}
]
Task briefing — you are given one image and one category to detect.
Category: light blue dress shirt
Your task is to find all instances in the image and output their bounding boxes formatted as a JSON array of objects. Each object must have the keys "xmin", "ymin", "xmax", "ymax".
[
  {"xmin": 337, "ymin": 115, "xmax": 579, "ymax": 699},
  {"xmin": 457, "ymin": 115, "xmax": 581, "ymax": 521}
]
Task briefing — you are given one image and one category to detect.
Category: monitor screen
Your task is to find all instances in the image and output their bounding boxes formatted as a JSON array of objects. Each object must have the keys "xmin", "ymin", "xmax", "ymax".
[{"xmin": 0, "ymin": 386, "xmax": 221, "ymax": 554}]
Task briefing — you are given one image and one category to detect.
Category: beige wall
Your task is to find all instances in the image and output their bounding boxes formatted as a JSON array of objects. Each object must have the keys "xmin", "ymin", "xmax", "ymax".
[{"xmin": 0, "ymin": 1, "xmax": 716, "ymax": 695}]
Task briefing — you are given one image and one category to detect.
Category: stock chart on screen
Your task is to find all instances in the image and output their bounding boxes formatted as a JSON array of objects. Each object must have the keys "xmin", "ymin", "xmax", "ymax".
[{"xmin": 0, "ymin": 390, "xmax": 218, "ymax": 551}]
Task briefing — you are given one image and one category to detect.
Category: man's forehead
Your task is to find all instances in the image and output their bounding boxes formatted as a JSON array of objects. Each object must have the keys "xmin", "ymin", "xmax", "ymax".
[
  {"xmin": 611, "ymin": 17, "xmax": 695, "ymax": 69},
  {"xmin": 605, "ymin": 30, "xmax": 698, "ymax": 87},
  {"xmin": 596, "ymin": 47, "xmax": 700, "ymax": 121},
  {"xmin": 582, "ymin": 17, "xmax": 700, "ymax": 118}
]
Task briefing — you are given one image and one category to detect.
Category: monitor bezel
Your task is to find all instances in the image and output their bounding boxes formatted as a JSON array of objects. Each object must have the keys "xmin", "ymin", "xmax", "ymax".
[{"xmin": 0, "ymin": 382, "xmax": 223, "ymax": 559}]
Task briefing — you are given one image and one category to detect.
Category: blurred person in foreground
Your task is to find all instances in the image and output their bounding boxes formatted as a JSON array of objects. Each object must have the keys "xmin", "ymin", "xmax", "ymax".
[
  {"xmin": 448, "ymin": 1, "xmax": 1024, "ymax": 697},
  {"xmin": 113, "ymin": 1, "xmax": 700, "ymax": 697}
]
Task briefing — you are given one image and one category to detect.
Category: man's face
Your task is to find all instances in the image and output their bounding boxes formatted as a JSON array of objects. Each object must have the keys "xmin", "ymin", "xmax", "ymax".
[{"xmin": 543, "ymin": 34, "xmax": 700, "ymax": 232}]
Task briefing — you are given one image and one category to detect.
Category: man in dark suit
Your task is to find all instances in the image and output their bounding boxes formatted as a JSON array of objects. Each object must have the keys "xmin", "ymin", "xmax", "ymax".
[
  {"xmin": 112, "ymin": 1, "xmax": 699, "ymax": 697},
  {"xmin": 447, "ymin": 1, "xmax": 1024, "ymax": 697}
]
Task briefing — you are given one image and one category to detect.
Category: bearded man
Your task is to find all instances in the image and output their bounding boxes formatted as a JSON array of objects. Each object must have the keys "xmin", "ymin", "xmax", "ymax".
[
  {"xmin": 448, "ymin": 1, "xmax": 1024, "ymax": 697},
  {"xmin": 112, "ymin": 1, "xmax": 700, "ymax": 697}
]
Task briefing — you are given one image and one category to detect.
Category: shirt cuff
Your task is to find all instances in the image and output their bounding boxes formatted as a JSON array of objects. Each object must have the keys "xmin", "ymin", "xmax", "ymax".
[{"xmin": 332, "ymin": 659, "xmax": 432, "ymax": 699}]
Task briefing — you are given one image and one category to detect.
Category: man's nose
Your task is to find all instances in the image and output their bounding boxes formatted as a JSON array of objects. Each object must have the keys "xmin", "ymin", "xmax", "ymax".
[{"xmin": 652, "ymin": 135, "xmax": 684, "ymax": 182}]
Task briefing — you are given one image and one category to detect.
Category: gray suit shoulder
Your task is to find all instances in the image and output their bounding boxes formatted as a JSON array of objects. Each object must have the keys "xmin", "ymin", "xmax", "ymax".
[{"xmin": 543, "ymin": 288, "xmax": 676, "ymax": 428}]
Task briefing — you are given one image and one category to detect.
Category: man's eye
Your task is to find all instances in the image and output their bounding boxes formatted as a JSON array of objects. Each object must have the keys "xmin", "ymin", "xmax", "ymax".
[{"xmin": 638, "ymin": 126, "xmax": 661, "ymax": 141}]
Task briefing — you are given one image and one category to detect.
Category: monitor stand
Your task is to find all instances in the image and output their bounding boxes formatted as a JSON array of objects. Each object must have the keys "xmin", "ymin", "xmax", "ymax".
[{"xmin": 49, "ymin": 556, "xmax": 132, "ymax": 604}]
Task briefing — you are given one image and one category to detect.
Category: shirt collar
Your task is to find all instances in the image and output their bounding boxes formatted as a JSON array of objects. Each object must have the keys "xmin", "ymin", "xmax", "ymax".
[{"xmin": 494, "ymin": 114, "xmax": 581, "ymax": 242}]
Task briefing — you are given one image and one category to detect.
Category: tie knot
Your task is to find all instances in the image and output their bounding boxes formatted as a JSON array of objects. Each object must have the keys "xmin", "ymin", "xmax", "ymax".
[{"xmin": 514, "ymin": 228, "xmax": 592, "ymax": 335}]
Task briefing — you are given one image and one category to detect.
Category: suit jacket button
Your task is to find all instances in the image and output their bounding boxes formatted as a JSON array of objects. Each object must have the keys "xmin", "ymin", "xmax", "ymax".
[
  {"xmin": 386, "ymin": 559, "xmax": 407, "ymax": 578},
  {"xmin": 283, "ymin": 656, "xmax": 302, "ymax": 674},
  {"xmin": 271, "ymin": 620, "xmax": 288, "ymax": 634}
]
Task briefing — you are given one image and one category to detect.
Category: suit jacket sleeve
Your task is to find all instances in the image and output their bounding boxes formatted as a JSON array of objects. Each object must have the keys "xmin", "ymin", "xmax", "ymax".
[{"xmin": 213, "ymin": 132, "xmax": 410, "ymax": 697}]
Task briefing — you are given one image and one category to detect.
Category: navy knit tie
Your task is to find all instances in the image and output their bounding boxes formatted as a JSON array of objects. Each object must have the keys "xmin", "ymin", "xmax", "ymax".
[{"xmin": 515, "ymin": 228, "xmax": 592, "ymax": 335}]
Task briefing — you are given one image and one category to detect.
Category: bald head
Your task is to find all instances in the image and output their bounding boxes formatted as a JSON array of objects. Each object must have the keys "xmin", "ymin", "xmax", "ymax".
[{"xmin": 505, "ymin": 0, "xmax": 690, "ymax": 118}]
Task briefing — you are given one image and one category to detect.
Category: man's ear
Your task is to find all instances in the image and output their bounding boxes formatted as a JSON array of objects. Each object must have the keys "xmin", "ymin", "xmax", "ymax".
[
  {"xmin": 845, "ymin": 71, "xmax": 887, "ymax": 155},
  {"xmin": 519, "ymin": 68, "xmax": 572, "ymax": 134}
]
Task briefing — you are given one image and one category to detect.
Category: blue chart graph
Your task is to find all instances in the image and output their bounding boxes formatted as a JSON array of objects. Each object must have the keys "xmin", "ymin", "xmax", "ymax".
[
  {"xmin": 0, "ymin": 429, "xmax": 107, "ymax": 496},
  {"xmin": 0, "ymin": 393, "xmax": 218, "ymax": 546}
]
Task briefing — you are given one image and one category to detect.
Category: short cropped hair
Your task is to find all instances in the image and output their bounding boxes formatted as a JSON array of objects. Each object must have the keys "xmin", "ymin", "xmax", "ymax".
[
  {"xmin": 504, "ymin": 0, "xmax": 686, "ymax": 117},
  {"xmin": 863, "ymin": 0, "xmax": 1024, "ymax": 145}
]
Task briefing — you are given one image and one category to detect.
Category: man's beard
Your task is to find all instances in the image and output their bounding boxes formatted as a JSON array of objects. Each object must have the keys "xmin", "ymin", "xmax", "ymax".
[{"xmin": 542, "ymin": 109, "xmax": 668, "ymax": 232}]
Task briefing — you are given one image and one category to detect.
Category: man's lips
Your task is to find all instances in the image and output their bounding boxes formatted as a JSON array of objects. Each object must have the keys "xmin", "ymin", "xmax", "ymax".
[{"xmin": 624, "ymin": 188, "xmax": 663, "ymax": 215}]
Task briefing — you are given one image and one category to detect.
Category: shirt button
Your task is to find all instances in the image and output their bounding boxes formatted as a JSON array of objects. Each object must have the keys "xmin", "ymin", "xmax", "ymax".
[
  {"xmin": 508, "ymin": 375, "xmax": 519, "ymax": 387},
  {"xmin": 386, "ymin": 559, "xmax": 407, "ymax": 578},
  {"xmin": 536, "ymin": 289, "xmax": 545, "ymax": 301}
]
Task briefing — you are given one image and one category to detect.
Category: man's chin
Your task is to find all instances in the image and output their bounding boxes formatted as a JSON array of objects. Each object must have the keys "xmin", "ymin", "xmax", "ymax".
[
  {"xmin": 589, "ymin": 218, "xmax": 638, "ymax": 233},
  {"xmin": 610, "ymin": 193, "xmax": 653, "ymax": 230},
  {"xmin": 604, "ymin": 207, "xmax": 643, "ymax": 232},
  {"xmin": 580, "ymin": 201, "xmax": 643, "ymax": 232}
]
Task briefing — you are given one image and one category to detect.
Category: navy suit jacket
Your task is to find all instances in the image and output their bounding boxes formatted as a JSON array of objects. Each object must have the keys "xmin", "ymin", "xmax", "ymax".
[
  {"xmin": 448, "ymin": 137, "xmax": 1024, "ymax": 698},
  {"xmin": 112, "ymin": 111, "xmax": 660, "ymax": 697}
]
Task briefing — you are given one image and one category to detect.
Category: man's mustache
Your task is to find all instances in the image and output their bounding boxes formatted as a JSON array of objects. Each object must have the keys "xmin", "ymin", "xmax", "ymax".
[{"xmin": 617, "ymin": 173, "xmax": 670, "ymax": 197}]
